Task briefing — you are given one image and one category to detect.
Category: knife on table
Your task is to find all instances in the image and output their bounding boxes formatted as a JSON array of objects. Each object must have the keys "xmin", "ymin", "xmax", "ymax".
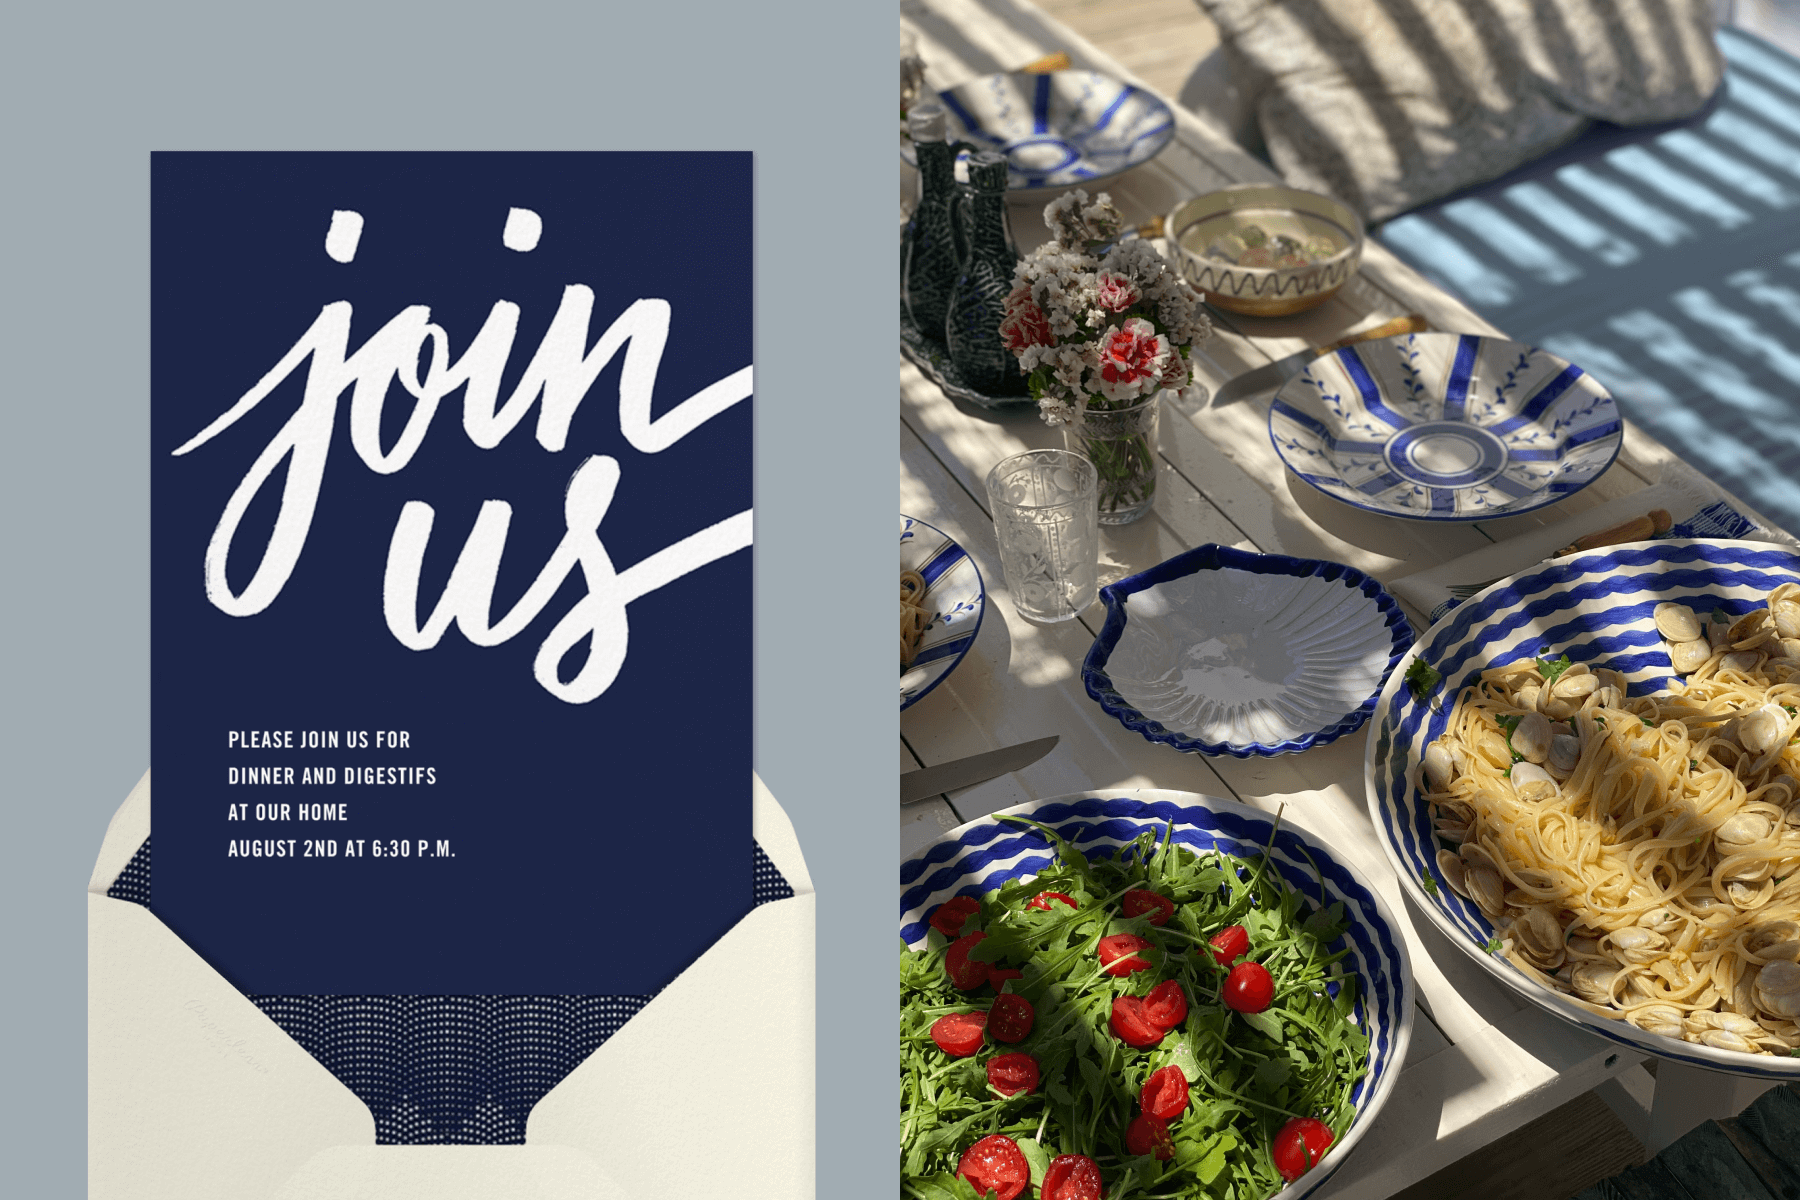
[
  {"xmin": 901, "ymin": 735, "xmax": 1059, "ymax": 804},
  {"xmin": 1211, "ymin": 313, "xmax": 1430, "ymax": 406}
]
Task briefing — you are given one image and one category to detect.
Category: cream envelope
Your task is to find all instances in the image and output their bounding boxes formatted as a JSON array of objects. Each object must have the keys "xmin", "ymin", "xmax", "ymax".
[{"xmin": 89, "ymin": 770, "xmax": 814, "ymax": 1199}]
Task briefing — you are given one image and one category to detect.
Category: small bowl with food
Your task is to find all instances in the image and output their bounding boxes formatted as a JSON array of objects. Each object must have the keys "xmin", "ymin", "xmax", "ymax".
[
  {"xmin": 1367, "ymin": 538, "xmax": 1800, "ymax": 1077},
  {"xmin": 902, "ymin": 514, "xmax": 987, "ymax": 711},
  {"xmin": 1166, "ymin": 185, "xmax": 1364, "ymax": 318}
]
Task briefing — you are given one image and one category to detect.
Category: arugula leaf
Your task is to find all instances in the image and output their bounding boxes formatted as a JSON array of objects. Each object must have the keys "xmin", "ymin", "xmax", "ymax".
[
  {"xmin": 1242, "ymin": 1009, "xmax": 1284, "ymax": 1041},
  {"xmin": 1015, "ymin": 1137, "xmax": 1051, "ymax": 1188},
  {"xmin": 1420, "ymin": 870, "xmax": 1439, "ymax": 897},
  {"xmin": 1405, "ymin": 658, "xmax": 1441, "ymax": 702}
]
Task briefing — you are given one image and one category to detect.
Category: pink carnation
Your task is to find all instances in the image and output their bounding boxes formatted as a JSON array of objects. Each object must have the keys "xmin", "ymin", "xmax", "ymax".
[
  {"xmin": 1000, "ymin": 300, "xmax": 1056, "ymax": 353},
  {"xmin": 1096, "ymin": 317, "xmax": 1172, "ymax": 402},
  {"xmin": 1159, "ymin": 348, "xmax": 1190, "ymax": 391},
  {"xmin": 1002, "ymin": 282, "xmax": 1035, "ymax": 316},
  {"xmin": 1093, "ymin": 271, "xmax": 1138, "ymax": 313}
]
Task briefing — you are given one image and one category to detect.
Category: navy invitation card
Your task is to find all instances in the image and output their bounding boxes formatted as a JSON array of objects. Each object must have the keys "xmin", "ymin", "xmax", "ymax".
[{"xmin": 150, "ymin": 152, "xmax": 752, "ymax": 994}]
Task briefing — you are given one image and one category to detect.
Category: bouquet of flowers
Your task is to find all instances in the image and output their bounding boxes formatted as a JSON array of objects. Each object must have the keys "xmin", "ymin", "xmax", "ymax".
[{"xmin": 1000, "ymin": 190, "xmax": 1211, "ymax": 519}]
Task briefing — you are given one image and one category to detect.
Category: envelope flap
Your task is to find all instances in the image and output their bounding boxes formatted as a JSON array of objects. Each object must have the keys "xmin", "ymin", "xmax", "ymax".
[
  {"xmin": 88, "ymin": 769, "xmax": 150, "ymax": 895},
  {"xmin": 754, "ymin": 771, "xmax": 812, "ymax": 895},
  {"xmin": 274, "ymin": 1146, "xmax": 631, "ymax": 1199},
  {"xmin": 527, "ymin": 891, "xmax": 815, "ymax": 1199},
  {"xmin": 89, "ymin": 893, "xmax": 374, "ymax": 1200}
]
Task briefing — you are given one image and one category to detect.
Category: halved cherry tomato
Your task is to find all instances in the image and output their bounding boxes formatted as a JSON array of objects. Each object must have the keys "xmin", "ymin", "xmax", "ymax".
[
  {"xmin": 987, "ymin": 967, "xmax": 1024, "ymax": 989},
  {"xmin": 1041, "ymin": 1154, "xmax": 1103, "ymax": 1200},
  {"xmin": 989, "ymin": 993, "xmax": 1035, "ymax": 1043},
  {"xmin": 986, "ymin": 1052, "xmax": 1040, "ymax": 1097},
  {"xmin": 1122, "ymin": 889, "xmax": 1175, "ymax": 926},
  {"xmin": 1207, "ymin": 924, "xmax": 1250, "ymax": 966},
  {"xmin": 1124, "ymin": 1113, "xmax": 1174, "ymax": 1160},
  {"xmin": 930, "ymin": 895, "xmax": 981, "ymax": 937},
  {"xmin": 1222, "ymin": 961, "xmax": 1275, "ymax": 1013},
  {"xmin": 1139, "ymin": 1064, "xmax": 1189, "ymax": 1120},
  {"xmin": 1096, "ymin": 933, "xmax": 1155, "ymax": 977},
  {"xmin": 1028, "ymin": 891, "xmax": 1078, "ymax": 911},
  {"xmin": 929, "ymin": 1011, "xmax": 987, "ymax": 1057},
  {"xmin": 956, "ymin": 1134, "xmax": 1030, "ymax": 1200},
  {"xmin": 1142, "ymin": 980, "xmax": 1188, "ymax": 1031},
  {"xmin": 945, "ymin": 931, "xmax": 990, "ymax": 990},
  {"xmin": 1109, "ymin": 996, "xmax": 1166, "ymax": 1048},
  {"xmin": 1272, "ymin": 1116, "xmax": 1335, "ymax": 1181}
]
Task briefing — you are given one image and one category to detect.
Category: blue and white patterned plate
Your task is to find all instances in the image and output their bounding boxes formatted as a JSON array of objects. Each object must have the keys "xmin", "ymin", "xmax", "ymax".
[
  {"xmin": 1268, "ymin": 333, "xmax": 1623, "ymax": 521},
  {"xmin": 1366, "ymin": 539, "xmax": 1800, "ymax": 1078},
  {"xmin": 1083, "ymin": 545, "xmax": 1414, "ymax": 758},
  {"xmin": 901, "ymin": 791, "xmax": 1415, "ymax": 1200},
  {"xmin": 902, "ymin": 515, "xmax": 986, "ymax": 711},
  {"xmin": 900, "ymin": 71, "xmax": 1175, "ymax": 190}
]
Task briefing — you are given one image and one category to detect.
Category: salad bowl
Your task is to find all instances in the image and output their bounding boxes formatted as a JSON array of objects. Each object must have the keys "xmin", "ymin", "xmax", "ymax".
[
  {"xmin": 1082, "ymin": 545, "xmax": 1413, "ymax": 758},
  {"xmin": 1268, "ymin": 333, "xmax": 1622, "ymax": 522},
  {"xmin": 1367, "ymin": 538, "xmax": 1800, "ymax": 1079},
  {"xmin": 901, "ymin": 515, "xmax": 986, "ymax": 710},
  {"xmin": 900, "ymin": 791, "xmax": 1414, "ymax": 1200}
]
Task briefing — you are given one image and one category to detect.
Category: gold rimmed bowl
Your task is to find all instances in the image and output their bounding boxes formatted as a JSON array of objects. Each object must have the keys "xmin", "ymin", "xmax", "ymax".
[{"xmin": 1167, "ymin": 185, "xmax": 1364, "ymax": 318}]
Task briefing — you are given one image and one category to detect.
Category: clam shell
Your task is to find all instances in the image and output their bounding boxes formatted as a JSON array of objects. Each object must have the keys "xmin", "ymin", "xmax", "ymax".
[
  {"xmin": 1509, "ymin": 761, "xmax": 1558, "ymax": 802},
  {"xmin": 1435, "ymin": 849, "xmax": 1468, "ymax": 898},
  {"xmin": 1655, "ymin": 603, "xmax": 1702, "ymax": 643},
  {"xmin": 1607, "ymin": 926, "xmax": 1667, "ymax": 963},
  {"xmin": 1718, "ymin": 811, "xmax": 1773, "ymax": 846},
  {"xmin": 1512, "ymin": 712, "xmax": 1552, "ymax": 763},
  {"xmin": 1465, "ymin": 865, "xmax": 1505, "ymax": 917},
  {"xmin": 1669, "ymin": 639, "xmax": 1713, "ymax": 674},
  {"xmin": 1628, "ymin": 1003, "xmax": 1686, "ymax": 1037},
  {"xmin": 1721, "ymin": 651, "xmax": 1765, "ymax": 675},
  {"xmin": 1737, "ymin": 704, "xmax": 1793, "ymax": 757},
  {"xmin": 1700, "ymin": 1029, "xmax": 1759, "ymax": 1054},
  {"xmin": 1547, "ymin": 734, "xmax": 1581, "ymax": 776},
  {"xmin": 1553, "ymin": 673, "xmax": 1598, "ymax": 700},
  {"xmin": 1423, "ymin": 741, "xmax": 1455, "ymax": 792},
  {"xmin": 1757, "ymin": 960, "xmax": 1800, "ymax": 1018},
  {"xmin": 1570, "ymin": 962, "xmax": 1618, "ymax": 1004}
]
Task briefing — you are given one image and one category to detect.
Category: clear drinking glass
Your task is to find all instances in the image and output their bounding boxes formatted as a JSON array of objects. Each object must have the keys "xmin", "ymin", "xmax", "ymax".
[{"xmin": 985, "ymin": 449, "xmax": 1101, "ymax": 623}]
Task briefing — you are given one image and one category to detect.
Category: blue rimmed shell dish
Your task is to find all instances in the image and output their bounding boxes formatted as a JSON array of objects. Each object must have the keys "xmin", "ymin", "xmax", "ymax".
[
  {"xmin": 901, "ymin": 791, "xmax": 1415, "ymax": 1200},
  {"xmin": 1083, "ymin": 545, "xmax": 1414, "ymax": 758},
  {"xmin": 901, "ymin": 515, "xmax": 986, "ymax": 711},
  {"xmin": 899, "ymin": 71, "xmax": 1175, "ymax": 190},
  {"xmin": 1366, "ymin": 538, "xmax": 1800, "ymax": 1079},
  {"xmin": 1268, "ymin": 332, "xmax": 1623, "ymax": 521}
]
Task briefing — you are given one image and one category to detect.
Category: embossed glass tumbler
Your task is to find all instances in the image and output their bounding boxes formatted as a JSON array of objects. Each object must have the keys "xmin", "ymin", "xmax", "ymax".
[{"xmin": 984, "ymin": 450, "xmax": 1100, "ymax": 624}]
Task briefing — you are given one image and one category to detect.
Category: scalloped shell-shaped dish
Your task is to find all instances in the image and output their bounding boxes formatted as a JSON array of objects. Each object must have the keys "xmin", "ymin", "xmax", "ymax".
[{"xmin": 1083, "ymin": 545, "xmax": 1413, "ymax": 757}]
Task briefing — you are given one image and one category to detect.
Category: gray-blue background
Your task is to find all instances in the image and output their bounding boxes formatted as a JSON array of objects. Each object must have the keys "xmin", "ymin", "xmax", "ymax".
[{"xmin": 0, "ymin": 1, "xmax": 890, "ymax": 1190}]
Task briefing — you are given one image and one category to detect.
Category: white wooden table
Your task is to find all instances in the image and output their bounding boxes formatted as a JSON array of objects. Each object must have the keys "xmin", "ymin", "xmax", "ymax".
[{"xmin": 899, "ymin": 0, "xmax": 1792, "ymax": 1190}]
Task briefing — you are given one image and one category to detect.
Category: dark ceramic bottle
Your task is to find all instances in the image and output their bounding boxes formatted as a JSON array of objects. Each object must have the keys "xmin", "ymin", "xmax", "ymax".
[
  {"xmin": 902, "ymin": 103, "xmax": 961, "ymax": 339},
  {"xmin": 944, "ymin": 151, "xmax": 1025, "ymax": 395}
]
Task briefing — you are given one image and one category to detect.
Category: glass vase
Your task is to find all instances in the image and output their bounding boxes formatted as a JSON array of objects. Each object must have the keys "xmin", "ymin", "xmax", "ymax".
[{"xmin": 1065, "ymin": 392, "xmax": 1162, "ymax": 525}]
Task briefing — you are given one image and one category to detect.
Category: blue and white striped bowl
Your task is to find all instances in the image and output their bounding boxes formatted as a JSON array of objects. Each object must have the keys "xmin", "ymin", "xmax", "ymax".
[
  {"xmin": 902, "ymin": 791, "xmax": 1414, "ymax": 1199},
  {"xmin": 1269, "ymin": 333, "xmax": 1622, "ymax": 521},
  {"xmin": 900, "ymin": 71, "xmax": 1175, "ymax": 190},
  {"xmin": 1366, "ymin": 539, "xmax": 1800, "ymax": 1077},
  {"xmin": 901, "ymin": 515, "xmax": 986, "ymax": 711}
]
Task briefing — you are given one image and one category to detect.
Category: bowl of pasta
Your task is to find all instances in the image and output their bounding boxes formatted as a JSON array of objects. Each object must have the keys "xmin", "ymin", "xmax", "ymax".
[
  {"xmin": 902, "ymin": 515, "xmax": 986, "ymax": 711},
  {"xmin": 1367, "ymin": 538, "xmax": 1800, "ymax": 1076}
]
